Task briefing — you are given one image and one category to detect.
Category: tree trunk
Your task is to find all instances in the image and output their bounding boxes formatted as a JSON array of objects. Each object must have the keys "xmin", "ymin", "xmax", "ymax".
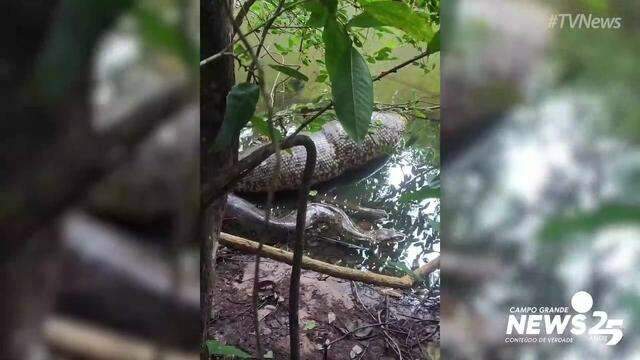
[{"xmin": 200, "ymin": 0, "xmax": 236, "ymax": 357}]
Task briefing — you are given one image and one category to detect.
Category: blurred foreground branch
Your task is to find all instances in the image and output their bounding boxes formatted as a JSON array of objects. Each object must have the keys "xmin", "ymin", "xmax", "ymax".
[
  {"xmin": 45, "ymin": 316, "xmax": 198, "ymax": 360},
  {"xmin": 2, "ymin": 82, "xmax": 192, "ymax": 245}
]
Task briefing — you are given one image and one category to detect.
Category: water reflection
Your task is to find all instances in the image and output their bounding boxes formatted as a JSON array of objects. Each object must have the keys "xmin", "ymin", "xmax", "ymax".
[{"xmin": 324, "ymin": 145, "xmax": 440, "ymax": 274}]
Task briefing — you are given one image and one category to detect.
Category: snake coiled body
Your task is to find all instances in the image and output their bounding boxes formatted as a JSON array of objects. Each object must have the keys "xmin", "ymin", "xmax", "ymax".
[
  {"xmin": 224, "ymin": 194, "xmax": 404, "ymax": 245},
  {"xmin": 235, "ymin": 112, "xmax": 406, "ymax": 192}
]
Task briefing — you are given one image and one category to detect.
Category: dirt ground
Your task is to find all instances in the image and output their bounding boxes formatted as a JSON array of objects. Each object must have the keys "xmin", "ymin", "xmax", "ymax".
[{"xmin": 211, "ymin": 248, "xmax": 440, "ymax": 359}]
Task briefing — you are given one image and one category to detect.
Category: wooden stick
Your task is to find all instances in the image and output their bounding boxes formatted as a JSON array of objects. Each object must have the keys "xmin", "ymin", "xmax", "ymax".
[
  {"xmin": 400, "ymin": 256, "xmax": 441, "ymax": 283},
  {"xmin": 219, "ymin": 233, "xmax": 439, "ymax": 289},
  {"xmin": 45, "ymin": 316, "xmax": 198, "ymax": 360}
]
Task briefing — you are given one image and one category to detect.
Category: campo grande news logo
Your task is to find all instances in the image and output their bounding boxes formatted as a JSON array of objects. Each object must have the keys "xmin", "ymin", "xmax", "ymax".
[{"xmin": 505, "ymin": 291, "xmax": 624, "ymax": 345}]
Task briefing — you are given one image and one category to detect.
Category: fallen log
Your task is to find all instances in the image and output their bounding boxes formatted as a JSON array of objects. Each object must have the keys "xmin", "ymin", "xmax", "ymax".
[
  {"xmin": 219, "ymin": 232, "xmax": 439, "ymax": 289},
  {"xmin": 45, "ymin": 316, "xmax": 198, "ymax": 360}
]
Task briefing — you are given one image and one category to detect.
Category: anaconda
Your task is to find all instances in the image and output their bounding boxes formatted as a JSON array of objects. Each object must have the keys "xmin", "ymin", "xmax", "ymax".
[
  {"xmin": 224, "ymin": 194, "xmax": 405, "ymax": 245},
  {"xmin": 235, "ymin": 112, "xmax": 406, "ymax": 192}
]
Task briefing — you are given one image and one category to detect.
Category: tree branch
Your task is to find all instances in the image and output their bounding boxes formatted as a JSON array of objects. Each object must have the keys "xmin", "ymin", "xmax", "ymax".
[
  {"xmin": 219, "ymin": 233, "xmax": 441, "ymax": 288},
  {"xmin": 233, "ymin": 0, "xmax": 307, "ymax": 45},
  {"xmin": 234, "ymin": 0, "xmax": 259, "ymax": 27},
  {"xmin": 372, "ymin": 50, "xmax": 431, "ymax": 81},
  {"xmin": 246, "ymin": 0, "xmax": 285, "ymax": 83}
]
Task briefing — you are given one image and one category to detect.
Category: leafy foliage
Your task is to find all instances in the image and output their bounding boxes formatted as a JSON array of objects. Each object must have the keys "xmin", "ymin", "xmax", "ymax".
[
  {"xmin": 213, "ymin": 83, "xmax": 260, "ymax": 151},
  {"xmin": 350, "ymin": 0, "xmax": 434, "ymax": 42},
  {"xmin": 251, "ymin": 115, "xmax": 284, "ymax": 141},
  {"xmin": 218, "ymin": 0, "xmax": 439, "ymax": 142},
  {"xmin": 205, "ymin": 340, "xmax": 252, "ymax": 359},
  {"xmin": 399, "ymin": 176, "xmax": 440, "ymax": 202}
]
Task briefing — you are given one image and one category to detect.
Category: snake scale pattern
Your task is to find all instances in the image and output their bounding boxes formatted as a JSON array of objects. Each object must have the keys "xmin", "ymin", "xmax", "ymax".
[{"xmin": 235, "ymin": 112, "xmax": 407, "ymax": 192}]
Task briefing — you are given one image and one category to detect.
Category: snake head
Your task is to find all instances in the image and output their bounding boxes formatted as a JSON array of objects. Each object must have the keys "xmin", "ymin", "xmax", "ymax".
[{"xmin": 373, "ymin": 228, "xmax": 406, "ymax": 243}]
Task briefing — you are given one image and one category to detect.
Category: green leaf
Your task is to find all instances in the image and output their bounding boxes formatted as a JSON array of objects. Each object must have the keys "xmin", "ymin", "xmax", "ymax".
[
  {"xmin": 273, "ymin": 43, "xmax": 288, "ymax": 53},
  {"xmin": 303, "ymin": 320, "xmax": 318, "ymax": 330},
  {"xmin": 250, "ymin": 116, "xmax": 284, "ymax": 141},
  {"xmin": 323, "ymin": 17, "xmax": 373, "ymax": 140},
  {"xmin": 269, "ymin": 64, "xmax": 309, "ymax": 81},
  {"xmin": 315, "ymin": 73, "xmax": 328, "ymax": 83},
  {"xmin": 212, "ymin": 83, "xmax": 260, "ymax": 152},
  {"xmin": 540, "ymin": 203, "xmax": 640, "ymax": 243},
  {"xmin": 205, "ymin": 340, "xmax": 251, "ymax": 358},
  {"xmin": 400, "ymin": 178, "xmax": 441, "ymax": 202},
  {"xmin": 427, "ymin": 30, "xmax": 440, "ymax": 55},
  {"xmin": 347, "ymin": 12, "xmax": 385, "ymax": 28},
  {"xmin": 349, "ymin": 1, "xmax": 434, "ymax": 42},
  {"xmin": 323, "ymin": 0, "xmax": 338, "ymax": 14},
  {"xmin": 304, "ymin": 0, "xmax": 328, "ymax": 27}
]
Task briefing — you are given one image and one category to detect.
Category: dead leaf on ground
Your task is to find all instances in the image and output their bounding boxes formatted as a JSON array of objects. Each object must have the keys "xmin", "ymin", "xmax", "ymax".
[
  {"xmin": 328, "ymin": 312, "xmax": 336, "ymax": 324},
  {"xmin": 350, "ymin": 344, "xmax": 364, "ymax": 359},
  {"xmin": 258, "ymin": 304, "xmax": 277, "ymax": 321}
]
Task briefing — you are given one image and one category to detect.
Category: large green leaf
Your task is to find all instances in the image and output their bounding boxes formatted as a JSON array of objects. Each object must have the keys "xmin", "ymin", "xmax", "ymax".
[
  {"xmin": 268, "ymin": 64, "xmax": 309, "ymax": 81},
  {"xmin": 212, "ymin": 83, "xmax": 260, "ymax": 151},
  {"xmin": 323, "ymin": 17, "xmax": 373, "ymax": 140},
  {"xmin": 205, "ymin": 340, "xmax": 251, "ymax": 359},
  {"xmin": 303, "ymin": 0, "xmax": 328, "ymax": 27},
  {"xmin": 349, "ymin": 1, "xmax": 434, "ymax": 42},
  {"xmin": 540, "ymin": 203, "xmax": 640, "ymax": 243},
  {"xmin": 347, "ymin": 12, "xmax": 385, "ymax": 28}
]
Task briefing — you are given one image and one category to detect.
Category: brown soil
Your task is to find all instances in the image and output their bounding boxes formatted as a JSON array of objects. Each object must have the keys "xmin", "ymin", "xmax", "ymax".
[{"xmin": 211, "ymin": 248, "xmax": 439, "ymax": 359}]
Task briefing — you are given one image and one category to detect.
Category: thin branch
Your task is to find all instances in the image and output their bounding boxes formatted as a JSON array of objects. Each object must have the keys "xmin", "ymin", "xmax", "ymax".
[
  {"xmin": 290, "ymin": 102, "xmax": 333, "ymax": 137},
  {"xmin": 373, "ymin": 50, "xmax": 431, "ymax": 81},
  {"xmin": 271, "ymin": 25, "xmax": 312, "ymax": 29},
  {"xmin": 246, "ymin": 0, "xmax": 285, "ymax": 83},
  {"xmin": 234, "ymin": 0, "xmax": 259, "ymax": 27},
  {"xmin": 199, "ymin": 50, "xmax": 233, "ymax": 67},
  {"xmin": 233, "ymin": 0, "xmax": 307, "ymax": 45}
]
